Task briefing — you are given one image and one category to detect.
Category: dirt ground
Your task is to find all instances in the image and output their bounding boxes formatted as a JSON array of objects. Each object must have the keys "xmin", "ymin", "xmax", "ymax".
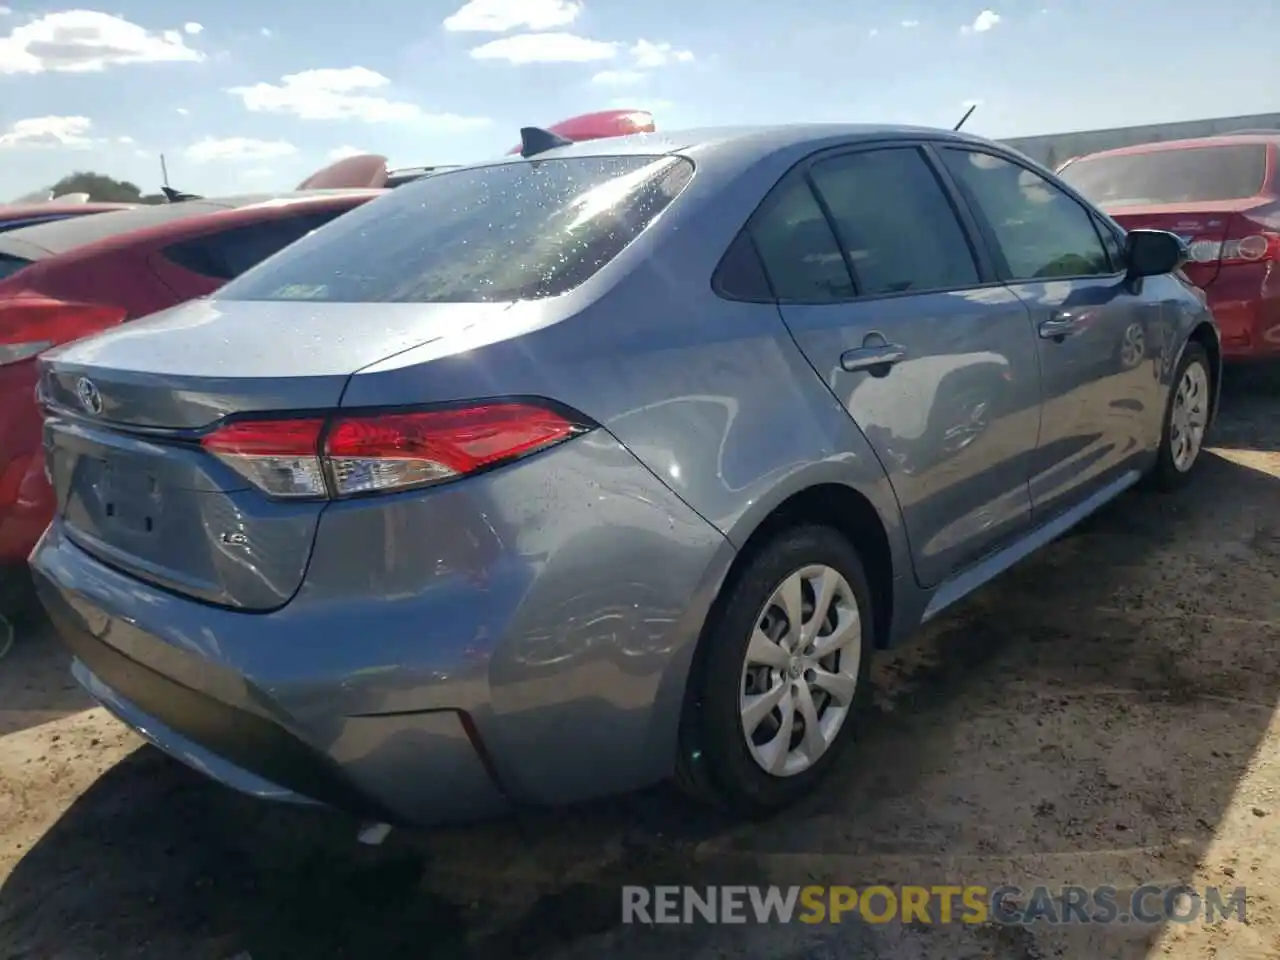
[{"xmin": 2, "ymin": 369, "xmax": 1278, "ymax": 960}]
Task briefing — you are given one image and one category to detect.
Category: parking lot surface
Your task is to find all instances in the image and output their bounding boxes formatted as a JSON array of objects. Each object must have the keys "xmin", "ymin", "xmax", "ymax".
[{"xmin": 2, "ymin": 370, "xmax": 1278, "ymax": 960}]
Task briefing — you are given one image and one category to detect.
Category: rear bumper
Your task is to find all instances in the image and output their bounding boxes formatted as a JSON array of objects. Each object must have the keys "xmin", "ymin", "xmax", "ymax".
[
  {"xmin": 30, "ymin": 430, "xmax": 734, "ymax": 826},
  {"xmin": 1205, "ymin": 281, "xmax": 1280, "ymax": 360},
  {"xmin": 38, "ymin": 550, "xmax": 508, "ymax": 825}
]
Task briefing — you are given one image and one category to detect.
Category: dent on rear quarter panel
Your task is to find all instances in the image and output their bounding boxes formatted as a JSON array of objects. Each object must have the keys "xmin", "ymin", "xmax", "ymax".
[{"xmin": 280, "ymin": 431, "xmax": 735, "ymax": 804}]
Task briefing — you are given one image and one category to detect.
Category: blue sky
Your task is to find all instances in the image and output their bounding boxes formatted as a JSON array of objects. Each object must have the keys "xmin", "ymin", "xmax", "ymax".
[{"xmin": 0, "ymin": 0, "xmax": 1278, "ymax": 198}]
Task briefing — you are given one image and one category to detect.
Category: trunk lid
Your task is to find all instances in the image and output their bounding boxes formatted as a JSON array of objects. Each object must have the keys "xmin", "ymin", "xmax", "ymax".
[
  {"xmin": 1104, "ymin": 198, "xmax": 1268, "ymax": 287},
  {"xmin": 40, "ymin": 297, "xmax": 513, "ymax": 610}
]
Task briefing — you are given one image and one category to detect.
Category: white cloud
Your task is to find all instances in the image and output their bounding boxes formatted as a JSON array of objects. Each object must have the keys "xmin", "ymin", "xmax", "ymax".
[
  {"xmin": 591, "ymin": 69, "xmax": 644, "ymax": 86},
  {"xmin": 0, "ymin": 10, "xmax": 203, "ymax": 73},
  {"xmin": 327, "ymin": 145, "xmax": 367, "ymax": 161},
  {"xmin": 470, "ymin": 32, "xmax": 618, "ymax": 63},
  {"xmin": 183, "ymin": 21, "xmax": 202, "ymax": 34},
  {"xmin": 260, "ymin": 27, "xmax": 272, "ymax": 37},
  {"xmin": 0, "ymin": 115, "xmax": 94, "ymax": 149},
  {"xmin": 229, "ymin": 66, "xmax": 489, "ymax": 129},
  {"xmin": 868, "ymin": 27, "xmax": 879, "ymax": 36},
  {"xmin": 183, "ymin": 137, "xmax": 297, "ymax": 163},
  {"xmin": 608, "ymin": 96, "xmax": 672, "ymax": 112},
  {"xmin": 630, "ymin": 39, "xmax": 693, "ymax": 68},
  {"xmin": 443, "ymin": 0, "xmax": 581, "ymax": 32},
  {"xmin": 116, "ymin": 134, "xmax": 134, "ymax": 143},
  {"xmin": 175, "ymin": 106, "xmax": 190, "ymax": 115},
  {"xmin": 900, "ymin": 19, "xmax": 920, "ymax": 27},
  {"xmin": 962, "ymin": 98, "xmax": 983, "ymax": 108},
  {"xmin": 0, "ymin": 6, "xmax": 11, "ymax": 14},
  {"xmin": 961, "ymin": 9, "xmax": 1001, "ymax": 33}
]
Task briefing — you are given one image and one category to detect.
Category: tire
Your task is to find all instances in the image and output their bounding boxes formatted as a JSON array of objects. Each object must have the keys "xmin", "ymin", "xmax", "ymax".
[
  {"xmin": 1145, "ymin": 341, "xmax": 1212, "ymax": 492},
  {"xmin": 676, "ymin": 524, "xmax": 874, "ymax": 817}
]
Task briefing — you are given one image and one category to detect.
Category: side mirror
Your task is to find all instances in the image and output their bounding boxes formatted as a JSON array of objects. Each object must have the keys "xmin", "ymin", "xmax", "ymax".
[{"xmin": 1125, "ymin": 229, "xmax": 1187, "ymax": 279}]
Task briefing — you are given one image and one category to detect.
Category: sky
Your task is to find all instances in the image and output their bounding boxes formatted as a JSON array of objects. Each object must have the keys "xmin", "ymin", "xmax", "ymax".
[{"xmin": 0, "ymin": 0, "xmax": 1278, "ymax": 199}]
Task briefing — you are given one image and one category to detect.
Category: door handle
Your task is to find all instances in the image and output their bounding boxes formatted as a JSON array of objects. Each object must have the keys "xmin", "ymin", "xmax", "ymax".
[
  {"xmin": 840, "ymin": 343, "xmax": 907, "ymax": 374},
  {"xmin": 1038, "ymin": 312, "xmax": 1083, "ymax": 340}
]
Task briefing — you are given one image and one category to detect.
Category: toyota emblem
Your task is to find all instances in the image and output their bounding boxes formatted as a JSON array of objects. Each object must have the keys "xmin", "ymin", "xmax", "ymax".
[{"xmin": 75, "ymin": 377, "xmax": 103, "ymax": 415}]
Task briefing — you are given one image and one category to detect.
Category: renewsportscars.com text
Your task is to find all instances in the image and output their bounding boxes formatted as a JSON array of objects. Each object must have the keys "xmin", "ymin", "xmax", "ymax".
[{"xmin": 621, "ymin": 884, "xmax": 1247, "ymax": 926}]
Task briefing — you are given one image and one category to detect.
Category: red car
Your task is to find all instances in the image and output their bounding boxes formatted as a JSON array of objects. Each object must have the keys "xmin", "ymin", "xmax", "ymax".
[
  {"xmin": 0, "ymin": 187, "xmax": 382, "ymax": 605},
  {"xmin": 1058, "ymin": 133, "xmax": 1280, "ymax": 360}
]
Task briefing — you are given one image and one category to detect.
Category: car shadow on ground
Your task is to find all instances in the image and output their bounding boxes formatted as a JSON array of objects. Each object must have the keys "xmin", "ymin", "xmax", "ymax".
[
  {"xmin": 1, "ymin": 384, "xmax": 1278, "ymax": 960},
  {"xmin": 1214, "ymin": 362, "xmax": 1278, "ymax": 451}
]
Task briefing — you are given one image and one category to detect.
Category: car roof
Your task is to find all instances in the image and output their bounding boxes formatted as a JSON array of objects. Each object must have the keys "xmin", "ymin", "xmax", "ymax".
[
  {"xmin": 1071, "ymin": 133, "xmax": 1280, "ymax": 163},
  {"xmin": 0, "ymin": 189, "xmax": 381, "ymax": 261},
  {"xmin": 458, "ymin": 122, "xmax": 987, "ymax": 171}
]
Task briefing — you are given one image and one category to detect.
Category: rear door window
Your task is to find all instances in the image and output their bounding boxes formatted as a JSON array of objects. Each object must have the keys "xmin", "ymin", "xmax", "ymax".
[
  {"xmin": 940, "ymin": 148, "xmax": 1113, "ymax": 281},
  {"xmin": 808, "ymin": 146, "xmax": 981, "ymax": 296},
  {"xmin": 217, "ymin": 155, "xmax": 694, "ymax": 303},
  {"xmin": 162, "ymin": 209, "xmax": 351, "ymax": 281},
  {"xmin": 748, "ymin": 176, "xmax": 855, "ymax": 302},
  {"xmin": 1057, "ymin": 144, "xmax": 1268, "ymax": 206}
]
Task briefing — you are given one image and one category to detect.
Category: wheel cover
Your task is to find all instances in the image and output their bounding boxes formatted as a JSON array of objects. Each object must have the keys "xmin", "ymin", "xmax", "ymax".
[
  {"xmin": 738, "ymin": 564, "xmax": 862, "ymax": 778},
  {"xmin": 1170, "ymin": 360, "xmax": 1209, "ymax": 473}
]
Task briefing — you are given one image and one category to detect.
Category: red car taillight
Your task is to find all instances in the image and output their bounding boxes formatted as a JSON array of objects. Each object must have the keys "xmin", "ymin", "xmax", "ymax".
[
  {"xmin": 0, "ymin": 297, "xmax": 128, "ymax": 367},
  {"xmin": 1185, "ymin": 208, "xmax": 1280, "ymax": 267},
  {"xmin": 200, "ymin": 401, "xmax": 593, "ymax": 499}
]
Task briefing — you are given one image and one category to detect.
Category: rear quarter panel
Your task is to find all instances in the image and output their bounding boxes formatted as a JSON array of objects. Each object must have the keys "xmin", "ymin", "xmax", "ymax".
[
  {"xmin": 324, "ymin": 141, "xmax": 914, "ymax": 794},
  {"xmin": 5, "ymin": 247, "xmax": 181, "ymax": 320}
]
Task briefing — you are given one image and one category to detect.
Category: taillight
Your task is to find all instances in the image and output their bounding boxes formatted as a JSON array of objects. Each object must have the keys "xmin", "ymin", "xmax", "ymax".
[
  {"xmin": 1187, "ymin": 227, "xmax": 1280, "ymax": 266},
  {"xmin": 200, "ymin": 401, "xmax": 593, "ymax": 499},
  {"xmin": 200, "ymin": 418, "xmax": 329, "ymax": 498},
  {"xmin": 0, "ymin": 296, "xmax": 128, "ymax": 367}
]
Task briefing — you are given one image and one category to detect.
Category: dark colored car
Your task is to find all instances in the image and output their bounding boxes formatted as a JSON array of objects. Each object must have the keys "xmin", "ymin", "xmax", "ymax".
[
  {"xmin": 0, "ymin": 188, "xmax": 381, "ymax": 604},
  {"xmin": 31, "ymin": 124, "xmax": 1218, "ymax": 830},
  {"xmin": 0, "ymin": 200, "xmax": 136, "ymax": 234},
  {"xmin": 1058, "ymin": 133, "xmax": 1280, "ymax": 360}
]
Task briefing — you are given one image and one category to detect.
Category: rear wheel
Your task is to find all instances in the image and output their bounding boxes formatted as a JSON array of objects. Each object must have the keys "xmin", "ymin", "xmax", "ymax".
[
  {"xmin": 1146, "ymin": 342, "xmax": 1212, "ymax": 491},
  {"xmin": 676, "ymin": 525, "xmax": 873, "ymax": 816}
]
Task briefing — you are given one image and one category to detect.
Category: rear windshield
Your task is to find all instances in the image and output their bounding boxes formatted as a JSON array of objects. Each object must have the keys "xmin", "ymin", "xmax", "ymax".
[
  {"xmin": 0, "ymin": 253, "xmax": 33, "ymax": 280},
  {"xmin": 1059, "ymin": 144, "xmax": 1268, "ymax": 206},
  {"xmin": 218, "ymin": 155, "xmax": 694, "ymax": 303}
]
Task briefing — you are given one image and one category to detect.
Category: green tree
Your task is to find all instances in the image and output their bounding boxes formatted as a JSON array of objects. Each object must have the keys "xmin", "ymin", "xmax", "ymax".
[{"xmin": 49, "ymin": 171, "xmax": 147, "ymax": 203}]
